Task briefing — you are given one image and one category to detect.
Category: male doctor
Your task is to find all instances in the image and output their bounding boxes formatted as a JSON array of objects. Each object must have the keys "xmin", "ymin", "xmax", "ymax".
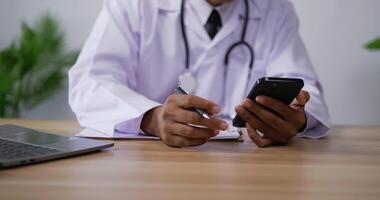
[{"xmin": 69, "ymin": 0, "xmax": 331, "ymax": 148}]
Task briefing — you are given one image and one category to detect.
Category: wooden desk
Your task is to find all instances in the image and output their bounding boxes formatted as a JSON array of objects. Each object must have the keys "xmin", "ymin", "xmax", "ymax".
[{"xmin": 0, "ymin": 119, "xmax": 379, "ymax": 200}]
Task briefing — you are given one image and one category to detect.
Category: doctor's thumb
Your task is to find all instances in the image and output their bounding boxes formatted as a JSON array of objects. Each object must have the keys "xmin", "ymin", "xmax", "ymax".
[{"xmin": 296, "ymin": 90, "xmax": 310, "ymax": 106}]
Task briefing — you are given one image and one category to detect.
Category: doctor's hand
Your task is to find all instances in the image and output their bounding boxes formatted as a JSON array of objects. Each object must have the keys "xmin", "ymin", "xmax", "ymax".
[
  {"xmin": 141, "ymin": 94, "xmax": 229, "ymax": 147},
  {"xmin": 235, "ymin": 90, "xmax": 310, "ymax": 148}
]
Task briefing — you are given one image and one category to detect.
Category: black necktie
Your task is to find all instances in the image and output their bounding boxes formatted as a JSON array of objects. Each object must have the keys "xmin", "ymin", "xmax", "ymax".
[{"xmin": 204, "ymin": 9, "xmax": 222, "ymax": 40}]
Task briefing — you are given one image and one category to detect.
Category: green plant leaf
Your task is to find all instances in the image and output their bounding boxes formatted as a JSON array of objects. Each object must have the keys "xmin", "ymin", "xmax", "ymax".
[
  {"xmin": 365, "ymin": 37, "xmax": 380, "ymax": 50},
  {"xmin": 0, "ymin": 14, "xmax": 79, "ymax": 118},
  {"xmin": 0, "ymin": 75, "xmax": 13, "ymax": 93},
  {"xmin": 24, "ymin": 72, "xmax": 65, "ymax": 109}
]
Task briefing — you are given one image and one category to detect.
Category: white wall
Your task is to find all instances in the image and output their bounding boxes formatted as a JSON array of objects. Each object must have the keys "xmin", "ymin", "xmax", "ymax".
[
  {"xmin": 291, "ymin": 0, "xmax": 380, "ymax": 125},
  {"xmin": 0, "ymin": 0, "xmax": 379, "ymax": 125}
]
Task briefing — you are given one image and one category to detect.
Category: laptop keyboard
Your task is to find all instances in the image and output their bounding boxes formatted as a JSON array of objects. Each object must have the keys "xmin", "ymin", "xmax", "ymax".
[{"xmin": 0, "ymin": 139, "xmax": 62, "ymax": 161}]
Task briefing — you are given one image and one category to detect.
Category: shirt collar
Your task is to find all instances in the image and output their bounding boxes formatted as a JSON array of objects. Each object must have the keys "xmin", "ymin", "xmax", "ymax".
[
  {"xmin": 190, "ymin": 0, "xmax": 237, "ymax": 26},
  {"xmin": 158, "ymin": 0, "xmax": 263, "ymax": 21}
]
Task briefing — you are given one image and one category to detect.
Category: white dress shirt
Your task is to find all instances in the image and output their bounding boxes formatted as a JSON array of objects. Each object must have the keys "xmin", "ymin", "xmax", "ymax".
[{"xmin": 190, "ymin": 0, "xmax": 237, "ymax": 26}]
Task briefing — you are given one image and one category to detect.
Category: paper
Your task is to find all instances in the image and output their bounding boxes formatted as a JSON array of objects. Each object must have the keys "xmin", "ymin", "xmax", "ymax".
[{"xmin": 76, "ymin": 121, "xmax": 242, "ymax": 141}]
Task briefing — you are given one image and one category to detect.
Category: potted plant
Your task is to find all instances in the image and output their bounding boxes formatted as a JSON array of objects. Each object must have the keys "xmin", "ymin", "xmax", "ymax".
[
  {"xmin": 0, "ymin": 14, "xmax": 78, "ymax": 118},
  {"xmin": 365, "ymin": 37, "xmax": 380, "ymax": 50}
]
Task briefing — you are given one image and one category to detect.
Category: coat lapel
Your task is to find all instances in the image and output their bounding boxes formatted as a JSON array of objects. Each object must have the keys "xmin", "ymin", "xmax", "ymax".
[
  {"xmin": 157, "ymin": 0, "xmax": 209, "ymax": 42},
  {"xmin": 211, "ymin": 0, "xmax": 263, "ymax": 48},
  {"xmin": 157, "ymin": 0, "xmax": 263, "ymax": 45}
]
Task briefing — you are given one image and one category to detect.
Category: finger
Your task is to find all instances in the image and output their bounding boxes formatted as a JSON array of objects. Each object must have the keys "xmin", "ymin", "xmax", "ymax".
[
  {"xmin": 174, "ymin": 95, "xmax": 221, "ymax": 115},
  {"xmin": 173, "ymin": 109, "xmax": 228, "ymax": 131},
  {"xmin": 235, "ymin": 106, "xmax": 290, "ymax": 143},
  {"xmin": 164, "ymin": 134, "xmax": 209, "ymax": 147},
  {"xmin": 246, "ymin": 123, "xmax": 274, "ymax": 148},
  {"xmin": 255, "ymin": 96, "xmax": 293, "ymax": 119},
  {"xmin": 171, "ymin": 123, "xmax": 217, "ymax": 139},
  {"xmin": 294, "ymin": 90, "xmax": 310, "ymax": 106},
  {"xmin": 291, "ymin": 91, "xmax": 310, "ymax": 110},
  {"xmin": 241, "ymin": 99, "xmax": 290, "ymax": 131}
]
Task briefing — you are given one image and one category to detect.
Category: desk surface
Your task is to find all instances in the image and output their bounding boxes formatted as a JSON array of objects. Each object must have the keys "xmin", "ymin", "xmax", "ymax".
[{"xmin": 0, "ymin": 119, "xmax": 379, "ymax": 200}]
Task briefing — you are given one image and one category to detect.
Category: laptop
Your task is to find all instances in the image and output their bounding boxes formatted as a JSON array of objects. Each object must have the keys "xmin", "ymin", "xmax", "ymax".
[{"xmin": 0, "ymin": 124, "xmax": 114, "ymax": 169}]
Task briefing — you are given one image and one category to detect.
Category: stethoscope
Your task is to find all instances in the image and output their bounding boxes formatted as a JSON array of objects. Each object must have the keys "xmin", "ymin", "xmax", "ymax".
[{"xmin": 178, "ymin": 0, "xmax": 255, "ymax": 96}]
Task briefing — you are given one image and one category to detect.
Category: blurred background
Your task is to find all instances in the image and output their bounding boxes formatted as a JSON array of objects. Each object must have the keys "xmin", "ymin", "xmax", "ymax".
[{"xmin": 0, "ymin": 0, "xmax": 379, "ymax": 125}]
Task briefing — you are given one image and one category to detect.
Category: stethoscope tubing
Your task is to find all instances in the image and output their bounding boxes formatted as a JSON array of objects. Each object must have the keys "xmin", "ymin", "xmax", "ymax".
[
  {"xmin": 180, "ymin": 0, "xmax": 254, "ymax": 73},
  {"xmin": 180, "ymin": 0, "xmax": 255, "ymax": 112}
]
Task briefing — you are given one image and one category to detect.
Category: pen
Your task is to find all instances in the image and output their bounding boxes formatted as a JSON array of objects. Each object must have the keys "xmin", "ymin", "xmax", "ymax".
[{"xmin": 174, "ymin": 86, "xmax": 211, "ymax": 119}]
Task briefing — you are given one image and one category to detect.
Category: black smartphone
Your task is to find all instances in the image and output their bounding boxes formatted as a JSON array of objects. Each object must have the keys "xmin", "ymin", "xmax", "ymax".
[{"xmin": 232, "ymin": 77, "xmax": 304, "ymax": 127}]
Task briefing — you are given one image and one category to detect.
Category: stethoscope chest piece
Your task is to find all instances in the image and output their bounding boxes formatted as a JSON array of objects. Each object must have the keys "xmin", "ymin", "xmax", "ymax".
[{"xmin": 178, "ymin": 71, "xmax": 197, "ymax": 94}]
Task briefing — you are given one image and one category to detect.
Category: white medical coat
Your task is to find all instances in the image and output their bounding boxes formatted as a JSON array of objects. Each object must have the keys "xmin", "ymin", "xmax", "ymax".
[{"xmin": 69, "ymin": 0, "xmax": 331, "ymax": 138}]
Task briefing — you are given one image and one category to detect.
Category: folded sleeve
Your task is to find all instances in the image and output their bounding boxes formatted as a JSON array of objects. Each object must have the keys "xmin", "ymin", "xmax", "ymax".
[
  {"xmin": 69, "ymin": 0, "xmax": 160, "ymax": 136},
  {"xmin": 265, "ymin": 1, "xmax": 331, "ymax": 138}
]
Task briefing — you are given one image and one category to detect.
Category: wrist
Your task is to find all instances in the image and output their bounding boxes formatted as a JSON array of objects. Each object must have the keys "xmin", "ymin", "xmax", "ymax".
[
  {"xmin": 297, "ymin": 113, "xmax": 308, "ymax": 133},
  {"xmin": 141, "ymin": 106, "xmax": 161, "ymax": 137}
]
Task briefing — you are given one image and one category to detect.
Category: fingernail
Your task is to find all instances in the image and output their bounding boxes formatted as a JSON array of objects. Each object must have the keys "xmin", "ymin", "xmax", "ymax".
[
  {"xmin": 243, "ymin": 99, "xmax": 250, "ymax": 107},
  {"xmin": 220, "ymin": 122, "xmax": 228, "ymax": 130},
  {"xmin": 212, "ymin": 106, "xmax": 221, "ymax": 114},
  {"xmin": 256, "ymin": 96, "xmax": 264, "ymax": 103},
  {"xmin": 235, "ymin": 105, "xmax": 243, "ymax": 112}
]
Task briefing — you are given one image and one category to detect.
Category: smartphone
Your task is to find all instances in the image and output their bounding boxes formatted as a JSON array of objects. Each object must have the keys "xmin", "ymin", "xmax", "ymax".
[{"xmin": 232, "ymin": 77, "xmax": 304, "ymax": 128}]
